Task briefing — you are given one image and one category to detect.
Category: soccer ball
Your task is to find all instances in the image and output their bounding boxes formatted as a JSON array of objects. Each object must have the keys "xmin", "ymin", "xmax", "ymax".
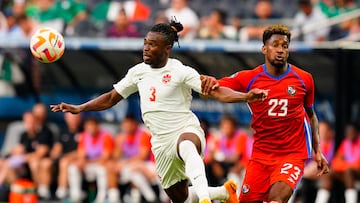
[{"xmin": 30, "ymin": 27, "xmax": 65, "ymax": 63}]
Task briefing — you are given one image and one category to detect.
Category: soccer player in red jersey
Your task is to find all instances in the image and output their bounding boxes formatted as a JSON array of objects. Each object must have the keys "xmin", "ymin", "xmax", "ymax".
[{"xmin": 201, "ymin": 24, "xmax": 329, "ymax": 203}]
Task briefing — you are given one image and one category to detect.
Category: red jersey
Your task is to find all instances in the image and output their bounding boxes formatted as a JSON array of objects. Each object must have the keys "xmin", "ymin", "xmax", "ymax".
[{"xmin": 218, "ymin": 64, "xmax": 314, "ymax": 160}]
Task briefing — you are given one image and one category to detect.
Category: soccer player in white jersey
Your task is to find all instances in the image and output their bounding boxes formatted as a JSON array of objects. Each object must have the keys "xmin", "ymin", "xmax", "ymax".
[{"xmin": 50, "ymin": 19, "xmax": 267, "ymax": 203}]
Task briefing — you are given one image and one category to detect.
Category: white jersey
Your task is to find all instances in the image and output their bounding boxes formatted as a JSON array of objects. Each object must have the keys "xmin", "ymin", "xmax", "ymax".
[{"xmin": 113, "ymin": 58, "xmax": 202, "ymax": 138}]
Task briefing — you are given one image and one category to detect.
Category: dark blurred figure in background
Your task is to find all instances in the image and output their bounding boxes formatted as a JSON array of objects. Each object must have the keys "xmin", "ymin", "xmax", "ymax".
[
  {"xmin": 292, "ymin": 0, "xmax": 329, "ymax": 43},
  {"xmin": 37, "ymin": 113, "xmax": 82, "ymax": 200},
  {"xmin": 0, "ymin": 111, "xmax": 53, "ymax": 186},
  {"xmin": 106, "ymin": 8, "xmax": 140, "ymax": 38},
  {"xmin": 197, "ymin": 8, "xmax": 237, "ymax": 40}
]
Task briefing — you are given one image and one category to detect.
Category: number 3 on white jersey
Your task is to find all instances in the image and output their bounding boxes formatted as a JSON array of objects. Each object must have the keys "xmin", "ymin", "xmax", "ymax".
[{"xmin": 268, "ymin": 99, "xmax": 288, "ymax": 116}]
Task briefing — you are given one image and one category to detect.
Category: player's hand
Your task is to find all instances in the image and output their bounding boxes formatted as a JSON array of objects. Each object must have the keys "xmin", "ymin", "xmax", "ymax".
[
  {"xmin": 314, "ymin": 151, "xmax": 330, "ymax": 176},
  {"xmin": 247, "ymin": 88, "xmax": 269, "ymax": 102},
  {"xmin": 200, "ymin": 75, "xmax": 219, "ymax": 95},
  {"xmin": 50, "ymin": 102, "xmax": 82, "ymax": 114}
]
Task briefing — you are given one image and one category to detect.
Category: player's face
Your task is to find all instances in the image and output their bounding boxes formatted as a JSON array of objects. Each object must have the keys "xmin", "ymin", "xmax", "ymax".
[
  {"xmin": 143, "ymin": 32, "xmax": 171, "ymax": 68},
  {"xmin": 262, "ymin": 34, "xmax": 289, "ymax": 69}
]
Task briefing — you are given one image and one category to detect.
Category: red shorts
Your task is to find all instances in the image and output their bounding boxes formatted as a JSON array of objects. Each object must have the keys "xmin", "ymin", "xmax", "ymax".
[{"xmin": 239, "ymin": 158, "xmax": 306, "ymax": 202}]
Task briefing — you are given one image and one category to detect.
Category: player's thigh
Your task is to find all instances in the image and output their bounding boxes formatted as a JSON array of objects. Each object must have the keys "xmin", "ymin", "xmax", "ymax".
[
  {"xmin": 240, "ymin": 160, "xmax": 271, "ymax": 202},
  {"xmin": 164, "ymin": 179, "xmax": 189, "ymax": 203},
  {"xmin": 267, "ymin": 181, "xmax": 293, "ymax": 202},
  {"xmin": 268, "ymin": 159, "xmax": 306, "ymax": 201}
]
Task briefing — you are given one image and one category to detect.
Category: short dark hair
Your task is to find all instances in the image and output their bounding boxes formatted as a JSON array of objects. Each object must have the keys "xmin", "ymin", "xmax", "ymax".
[
  {"xmin": 150, "ymin": 18, "xmax": 184, "ymax": 47},
  {"xmin": 262, "ymin": 24, "xmax": 291, "ymax": 44}
]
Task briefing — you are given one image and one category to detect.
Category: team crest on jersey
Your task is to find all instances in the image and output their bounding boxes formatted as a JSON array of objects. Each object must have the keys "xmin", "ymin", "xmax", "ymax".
[
  {"xmin": 242, "ymin": 184, "xmax": 250, "ymax": 194},
  {"xmin": 162, "ymin": 73, "xmax": 171, "ymax": 84},
  {"xmin": 287, "ymin": 85, "xmax": 296, "ymax": 96}
]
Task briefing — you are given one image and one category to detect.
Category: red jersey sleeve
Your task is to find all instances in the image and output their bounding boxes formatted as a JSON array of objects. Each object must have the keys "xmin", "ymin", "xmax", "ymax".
[{"xmin": 303, "ymin": 73, "xmax": 315, "ymax": 109}]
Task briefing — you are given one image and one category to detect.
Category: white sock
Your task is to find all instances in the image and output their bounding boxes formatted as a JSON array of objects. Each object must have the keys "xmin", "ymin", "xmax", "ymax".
[
  {"xmin": 130, "ymin": 188, "xmax": 141, "ymax": 203},
  {"xmin": 37, "ymin": 185, "xmax": 50, "ymax": 199},
  {"xmin": 179, "ymin": 140, "xmax": 210, "ymax": 201},
  {"xmin": 68, "ymin": 164, "xmax": 82, "ymax": 201},
  {"xmin": 184, "ymin": 184, "xmax": 230, "ymax": 202},
  {"xmin": 345, "ymin": 188, "xmax": 357, "ymax": 203},
  {"xmin": 315, "ymin": 189, "xmax": 330, "ymax": 203},
  {"xmin": 130, "ymin": 172, "xmax": 156, "ymax": 202},
  {"xmin": 95, "ymin": 165, "xmax": 107, "ymax": 203},
  {"xmin": 108, "ymin": 188, "xmax": 121, "ymax": 203},
  {"xmin": 55, "ymin": 187, "xmax": 67, "ymax": 199},
  {"xmin": 208, "ymin": 185, "xmax": 229, "ymax": 200}
]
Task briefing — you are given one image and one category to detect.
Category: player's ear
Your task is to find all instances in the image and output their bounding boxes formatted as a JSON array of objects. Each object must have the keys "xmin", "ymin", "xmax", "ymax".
[{"xmin": 261, "ymin": 45, "xmax": 266, "ymax": 55}]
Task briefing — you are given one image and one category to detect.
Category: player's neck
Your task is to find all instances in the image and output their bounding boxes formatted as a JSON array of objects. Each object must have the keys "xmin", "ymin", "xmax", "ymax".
[{"xmin": 265, "ymin": 63, "xmax": 288, "ymax": 76}]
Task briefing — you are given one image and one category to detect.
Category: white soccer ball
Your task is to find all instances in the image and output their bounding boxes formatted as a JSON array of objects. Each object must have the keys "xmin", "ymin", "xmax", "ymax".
[{"xmin": 30, "ymin": 27, "xmax": 65, "ymax": 63}]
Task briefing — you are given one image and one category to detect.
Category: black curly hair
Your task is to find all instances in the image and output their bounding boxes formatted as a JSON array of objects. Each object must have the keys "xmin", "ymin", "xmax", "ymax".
[
  {"xmin": 262, "ymin": 24, "xmax": 291, "ymax": 45},
  {"xmin": 150, "ymin": 17, "xmax": 184, "ymax": 47}
]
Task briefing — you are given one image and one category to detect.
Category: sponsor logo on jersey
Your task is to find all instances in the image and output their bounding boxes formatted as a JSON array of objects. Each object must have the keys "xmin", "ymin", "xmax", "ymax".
[
  {"xmin": 162, "ymin": 73, "xmax": 171, "ymax": 84},
  {"xmin": 287, "ymin": 85, "xmax": 296, "ymax": 96},
  {"xmin": 242, "ymin": 184, "xmax": 250, "ymax": 194}
]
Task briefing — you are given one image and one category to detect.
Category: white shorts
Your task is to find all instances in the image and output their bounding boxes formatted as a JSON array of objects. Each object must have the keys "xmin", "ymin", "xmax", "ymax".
[{"xmin": 151, "ymin": 125, "xmax": 205, "ymax": 189}]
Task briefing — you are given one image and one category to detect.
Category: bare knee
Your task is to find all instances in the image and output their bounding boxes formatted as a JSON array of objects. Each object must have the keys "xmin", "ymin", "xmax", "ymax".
[
  {"xmin": 40, "ymin": 158, "xmax": 53, "ymax": 170},
  {"xmin": 164, "ymin": 179, "xmax": 189, "ymax": 203}
]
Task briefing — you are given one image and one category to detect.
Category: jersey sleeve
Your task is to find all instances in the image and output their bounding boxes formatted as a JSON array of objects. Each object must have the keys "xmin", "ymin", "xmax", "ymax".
[
  {"xmin": 218, "ymin": 72, "xmax": 247, "ymax": 92},
  {"xmin": 183, "ymin": 66, "xmax": 202, "ymax": 94},
  {"xmin": 304, "ymin": 73, "xmax": 315, "ymax": 110},
  {"xmin": 113, "ymin": 67, "xmax": 138, "ymax": 99}
]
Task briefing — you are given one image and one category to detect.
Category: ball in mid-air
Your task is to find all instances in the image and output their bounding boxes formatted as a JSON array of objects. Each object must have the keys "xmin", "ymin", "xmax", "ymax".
[{"xmin": 30, "ymin": 27, "xmax": 65, "ymax": 63}]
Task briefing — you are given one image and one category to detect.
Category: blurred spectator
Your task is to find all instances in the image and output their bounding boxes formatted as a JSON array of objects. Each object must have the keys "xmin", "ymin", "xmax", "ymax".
[
  {"xmin": 57, "ymin": 0, "xmax": 88, "ymax": 36},
  {"xmin": 26, "ymin": 0, "xmax": 64, "ymax": 32},
  {"xmin": 339, "ymin": 16, "xmax": 360, "ymax": 40},
  {"xmin": 205, "ymin": 114, "xmax": 251, "ymax": 193},
  {"xmin": 197, "ymin": 8, "xmax": 237, "ymax": 40},
  {"xmin": 16, "ymin": 14, "xmax": 39, "ymax": 37},
  {"xmin": 37, "ymin": 113, "xmax": 83, "ymax": 200},
  {"xmin": 315, "ymin": 122, "xmax": 360, "ymax": 203},
  {"xmin": 0, "ymin": 52, "xmax": 25, "ymax": 97},
  {"xmin": 90, "ymin": 0, "xmax": 150, "ymax": 32},
  {"xmin": 0, "ymin": 111, "xmax": 53, "ymax": 186},
  {"xmin": 67, "ymin": 117, "xmax": 113, "ymax": 203},
  {"xmin": 32, "ymin": 102, "xmax": 59, "ymax": 137},
  {"xmin": 316, "ymin": 0, "xmax": 359, "ymax": 40},
  {"xmin": 299, "ymin": 120, "xmax": 335, "ymax": 203},
  {"xmin": 292, "ymin": 0, "xmax": 330, "ymax": 42},
  {"xmin": 238, "ymin": 0, "xmax": 281, "ymax": 42},
  {"xmin": 153, "ymin": 11, "xmax": 169, "ymax": 24},
  {"xmin": 11, "ymin": 0, "xmax": 27, "ymax": 17},
  {"xmin": 317, "ymin": 0, "xmax": 359, "ymax": 18},
  {"xmin": 0, "ymin": 8, "xmax": 23, "ymax": 38},
  {"xmin": 252, "ymin": 0, "xmax": 281, "ymax": 19},
  {"xmin": 106, "ymin": 8, "xmax": 140, "ymax": 38},
  {"xmin": 164, "ymin": 0, "xmax": 199, "ymax": 40},
  {"xmin": 106, "ymin": 115, "xmax": 164, "ymax": 203}
]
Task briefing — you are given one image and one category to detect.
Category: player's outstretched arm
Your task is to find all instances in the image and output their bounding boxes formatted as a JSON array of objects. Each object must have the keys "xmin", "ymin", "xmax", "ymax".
[
  {"xmin": 208, "ymin": 87, "xmax": 268, "ymax": 103},
  {"xmin": 50, "ymin": 89, "xmax": 123, "ymax": 114}
]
